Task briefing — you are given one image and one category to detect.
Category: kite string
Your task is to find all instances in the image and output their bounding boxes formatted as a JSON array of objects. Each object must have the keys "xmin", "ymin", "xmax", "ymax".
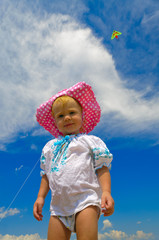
[{"xmin": 0, "ymin": 157, "xmax": 40, "ymax": 223}]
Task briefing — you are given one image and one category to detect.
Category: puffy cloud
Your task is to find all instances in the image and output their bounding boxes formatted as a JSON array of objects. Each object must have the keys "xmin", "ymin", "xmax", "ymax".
[
  {"xmin": 0, "ymin": 234, "xmax": 46, "ymax": 240},
  {"xmin": 0, "ymin": 231, "xmax": 153, "ymax": 240},
  {"xmin": 131, "ymin": 230, "xmax": 153, "ymax": 240},
  {"xmin": 99, "ymin": 221, "xmax": 153, "ymax": 240},
  {"xmin": 99, "ymin": 230, "xmax": 128, "ymax": 239},
  {"xmin": 0, "ymin": 207, "xmax": 20, "ymax": 219},
  {"xmin": 98, "ymin": 230, "xmax": 153, "ymax": 240},
  {"xmin": 0, "ymin": 0, "xmax": 159, "ymax": 144},
  {"xmin": 102, "ymin": 219, "xmax": 112, "ymax": 230}
]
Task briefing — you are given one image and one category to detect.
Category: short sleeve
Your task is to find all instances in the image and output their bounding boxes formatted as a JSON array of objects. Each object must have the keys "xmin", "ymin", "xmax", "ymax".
[{"xmin": 87, "ymin": 135, "xmax": 113, "ymax": 172}]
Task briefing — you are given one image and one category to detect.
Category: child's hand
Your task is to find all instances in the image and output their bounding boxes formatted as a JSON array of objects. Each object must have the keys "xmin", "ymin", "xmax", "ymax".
[
  {"xmin": 33, "ymin": 197, "xmax": 45, "ymax": 221},
  {"xmin": 101, "ymin": 191, "xmax": 114, "ymax": 216}
]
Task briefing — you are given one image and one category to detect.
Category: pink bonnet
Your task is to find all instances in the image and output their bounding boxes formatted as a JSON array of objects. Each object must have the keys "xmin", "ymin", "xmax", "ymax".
[{"xmin": 36, "ymin": 82, "xmax": 101, "ymax": 137}]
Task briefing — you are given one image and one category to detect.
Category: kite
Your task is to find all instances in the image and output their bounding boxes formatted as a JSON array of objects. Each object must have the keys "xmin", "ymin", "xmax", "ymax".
[{"xmin": 111, "ymin": 30, "xmax": 122, "ymax": 40}]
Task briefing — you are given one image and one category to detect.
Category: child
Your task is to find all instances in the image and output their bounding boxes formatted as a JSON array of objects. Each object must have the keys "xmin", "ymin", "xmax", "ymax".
[{"xmin": 33, "ymin": 82, "xmax": 114, "ymax": 240}]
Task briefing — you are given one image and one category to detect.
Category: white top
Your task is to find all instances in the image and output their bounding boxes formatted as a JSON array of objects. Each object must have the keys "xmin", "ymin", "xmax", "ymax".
[{"xmin": 40, "ymin": 134, "xmax": 113, "ymax": 216}]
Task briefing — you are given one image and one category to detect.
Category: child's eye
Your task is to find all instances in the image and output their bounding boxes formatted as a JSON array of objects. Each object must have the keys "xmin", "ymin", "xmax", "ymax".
[
  {"xmin": 58, "ymin": 114, "xmax": 64, "ymax": 118},
  {"xmin": 70, "ymin": 111, "xmax": 75, "ymax": 115}
]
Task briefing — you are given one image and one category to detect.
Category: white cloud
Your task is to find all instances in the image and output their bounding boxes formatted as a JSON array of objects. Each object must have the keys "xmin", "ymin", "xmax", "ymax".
[
  {"xmin": 137, "ymin": 221, "xmax": 142, "ymax": 224},
  {"xmin": 30, "ymin": 144, "xmax": 38, "ymax": 151},
  {"xmin": 130, "ymin": 230, "xmax": 153, "ymax": 240},
  {"xmin": 0, "ymin": 231, "xmax": 153, "ymax": 240},
  {"xmin": 0, "ymin": 234, "xmax": 46, "ymax": 240},
  {"xmin": 0, "ymin": 0, "xmax": 159, "ymax": 143},
  {"xmin": 98, "ymin": 230, "xmax": 153, "ymax": 240},
  {"xmin": 99, "ymin": 230, "xmax": 128, "ymax": 239},
  {"xmin": 0, "ymin": 144, "xmax": 6, "ymax": 151},
  {"xmin": 0, "ymin": 207, "xmax": 20, "ymax": 219},
  {"xmin": 99, "ymin": 221, "xmax": 153, "ymax": 240},
  {"xmin": 141, "ymin": 10, "xmax": 159, "ymax": 24},
  {"xmin": 141, "ymin": 9, "xmax": 159, "ymax": 38},
  {"xmin": 102, "ymin": 219, "xmax": 112, "ymax": 230}
]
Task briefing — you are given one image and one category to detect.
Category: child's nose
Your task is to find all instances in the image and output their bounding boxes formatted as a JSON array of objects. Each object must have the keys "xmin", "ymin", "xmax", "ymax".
[{"xmin": 64, "ymin": 115, "xmax": 71, "ymax": 121}]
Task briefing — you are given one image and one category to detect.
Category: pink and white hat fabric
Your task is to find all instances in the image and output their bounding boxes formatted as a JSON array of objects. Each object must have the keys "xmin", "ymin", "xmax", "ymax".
[{"xmin": 36, "ymin": 82, "xmax": 101, "ymax": 137}]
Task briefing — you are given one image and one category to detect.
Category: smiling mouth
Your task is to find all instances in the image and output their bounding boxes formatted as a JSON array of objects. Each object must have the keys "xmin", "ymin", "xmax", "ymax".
[{"xmin": 64, "ymin": 123, "xmax": 74, "ymax": 127}]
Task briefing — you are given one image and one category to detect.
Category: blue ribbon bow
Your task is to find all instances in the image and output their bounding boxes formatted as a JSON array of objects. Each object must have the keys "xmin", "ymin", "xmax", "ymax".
[{"xmin": 54, "ymin": 135, "xmax": 70, "ymax": 146}]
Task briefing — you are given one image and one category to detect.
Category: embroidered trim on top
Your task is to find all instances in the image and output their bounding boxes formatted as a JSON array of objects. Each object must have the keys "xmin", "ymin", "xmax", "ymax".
[
  {"xmin": 50, "ymin": 135, "xmax": 80, "ymax": 172},
  {"xmin": 40, "ymin": 153, "xmax": 46, "ymax": 164},
  {"xmin": 92, "ymin": 147, "xmax": 113, "ymax": 171},
  {"xmin": 40, "ymin": 153, "xmax": 46, "ymax": 176},
  {"xmin": 40, "ymin": 170, "xmax": 45, "ymax": 176},
  {"xmin": 92, "ymin": 147, "xmax": 112, "ymax": 160}
]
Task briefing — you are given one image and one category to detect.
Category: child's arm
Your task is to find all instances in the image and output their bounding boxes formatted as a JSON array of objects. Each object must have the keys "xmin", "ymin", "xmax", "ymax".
[
  {"xmin": 33, "ymin": 174, "xmax": 50, "ymax": 221},
  {"xmin": 96, "ymin": 166, "xmax": 114, "ymax": 216}
]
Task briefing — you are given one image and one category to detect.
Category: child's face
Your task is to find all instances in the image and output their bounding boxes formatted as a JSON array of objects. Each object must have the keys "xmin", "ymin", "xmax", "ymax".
[{"xmin": 52, "ymin": 97, "xmax": 83, "ymax": 136}]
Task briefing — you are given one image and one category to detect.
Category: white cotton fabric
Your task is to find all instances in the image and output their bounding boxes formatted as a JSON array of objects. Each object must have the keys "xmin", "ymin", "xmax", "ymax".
[{"xmin": 40, "ymin": 134, "xmax": 113, "ymax": 217}]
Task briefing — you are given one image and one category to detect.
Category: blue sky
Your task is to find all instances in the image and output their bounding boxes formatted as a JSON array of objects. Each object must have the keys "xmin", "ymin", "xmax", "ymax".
[{"xmin": 0, "ymin": 0, "xmax": 159, "ymax": 239}]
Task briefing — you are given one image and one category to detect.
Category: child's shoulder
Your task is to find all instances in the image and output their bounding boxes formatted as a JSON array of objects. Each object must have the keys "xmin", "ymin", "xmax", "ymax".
[
  {"xmin": 42, "ymin": 138, "xmax": 56, "ymax": 151},
  {"xmin": 79, "ymin": 134, "xmax": 101, "ymax": 141},
  {"xmin": 78, "ymin": 134, "xmax": 103, "ymax": 145}
]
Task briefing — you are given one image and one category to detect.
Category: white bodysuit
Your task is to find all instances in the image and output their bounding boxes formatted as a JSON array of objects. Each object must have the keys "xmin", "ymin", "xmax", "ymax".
[{"xmin": 40, "ymin": 134, "xmax": 113, "ymax": 217}]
